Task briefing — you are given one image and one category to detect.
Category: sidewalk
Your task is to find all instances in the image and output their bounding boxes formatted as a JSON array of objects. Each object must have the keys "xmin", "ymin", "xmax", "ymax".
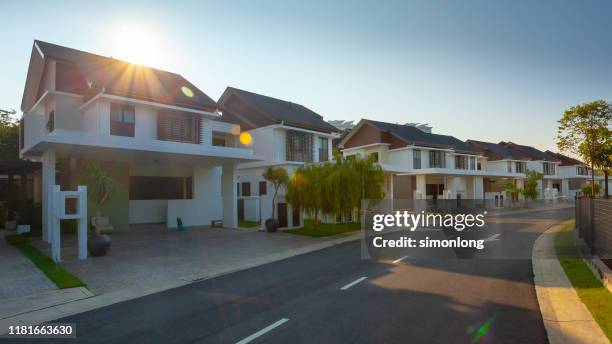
[{"xmin": 532, "ymin": 223, "xmax": 609, "ymax": 344}]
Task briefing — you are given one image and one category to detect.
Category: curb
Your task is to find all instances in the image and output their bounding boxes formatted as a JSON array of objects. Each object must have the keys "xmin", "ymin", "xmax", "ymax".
[{"xmin": 532, "ymin": 222, "xmax": 610, "ymax": 344}]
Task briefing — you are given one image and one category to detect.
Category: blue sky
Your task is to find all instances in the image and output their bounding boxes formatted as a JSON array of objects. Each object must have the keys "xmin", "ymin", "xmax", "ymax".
[{"xmin": 1, "ymin": 0, "xmax": 611, "ymax": 151}]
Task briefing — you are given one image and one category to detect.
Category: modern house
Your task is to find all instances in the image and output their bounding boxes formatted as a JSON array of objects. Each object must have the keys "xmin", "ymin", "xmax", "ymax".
[
  {"xmin": 338, "ymin": 119, "xmax": 487, "ymax": 205},
  {"xmin": 543, "ymin": 150, "xmax": 606, "ymax": 197},
  {"xmin": 19, "ymin": 40, "xmax": 258, "ymax": 243},
  {"xmin": 466, "ymin": 140, "xmax": 529, "ymax": 202},
  {"xmin": 217, "ymin": 87, "xmax": 339, "ymax": 228},
  {"xmin": 498, "ymin": 142, "xmax": 562, "ymax": 199}
]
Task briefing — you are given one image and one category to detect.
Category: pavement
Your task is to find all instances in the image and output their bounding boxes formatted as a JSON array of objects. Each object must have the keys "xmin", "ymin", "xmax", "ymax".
[
  {"xmin": 532, "ymin": 222, "xmax": 610, "ymax": 344},
  {"xmin": 1, "ymin": 207, "xmax": 580, "ymax": 343}
]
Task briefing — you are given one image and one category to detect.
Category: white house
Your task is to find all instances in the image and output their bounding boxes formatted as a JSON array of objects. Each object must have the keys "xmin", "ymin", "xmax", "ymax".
[
  {"xmin": 339, "ymin": 119, "xmax": 488, "ymax": 207},
  {"xmin": 544, "ymin": 150, "xmax": 608, "ymax": 198},
  {"xmin": 217, "ymin": 87, "xmax": 340, "ymax": 228},
  {"xmin": 19, "ymin": 40, "xmax": 259, "ymax": 243}
]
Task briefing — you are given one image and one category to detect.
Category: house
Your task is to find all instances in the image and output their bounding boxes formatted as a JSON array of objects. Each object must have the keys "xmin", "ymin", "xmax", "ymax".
[
  {"xmin": 338, "ymin": 119, "xmax": 487, "ymax": 206},
  {"xmin": 466, "ymin": 140, "xmax": 528, "ymax": 202},
  {"xmin": 544, "ymin": 150, "xmax": 607, "ymax": 197},
  {"xmin": 499, "ymin": 142, "xmax": 561, "ymax": 199},
  {"xmin": 19, "ymin": 40, "xmax": 259, "ymax": 243},
  {"xmin": 217, "ymin": 87, "xmax": 340, "ymax": 228}
]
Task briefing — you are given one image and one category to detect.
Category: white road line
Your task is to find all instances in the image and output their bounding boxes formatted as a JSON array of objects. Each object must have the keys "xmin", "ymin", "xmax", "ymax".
[
  {"xmin": 340, "ymin": 277, "xmax": 368, "ymax": 290},
  {"xmin": 392, "ymin": 255, "xmax": 408, "ymax": 264},
  {"xmin": 235, "ymin": 318, "xmax": 289, "ymax": 344},
  {"xmin": 483, "ymin": 233, "xmax": 501, "ymax": 242}
]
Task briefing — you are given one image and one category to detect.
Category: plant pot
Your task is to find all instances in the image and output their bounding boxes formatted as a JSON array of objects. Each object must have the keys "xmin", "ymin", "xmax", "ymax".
[
  {"xmin": 265, "ymin": 218, "xmax": 279, "ymax": 233},
  {"xmin": 88, "ymin": 234, "xmax": 111, "ymax": 257}
]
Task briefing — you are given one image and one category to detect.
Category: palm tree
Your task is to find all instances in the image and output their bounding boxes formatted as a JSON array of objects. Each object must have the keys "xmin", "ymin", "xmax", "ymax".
[{"xmin": 83, "ymin": 162, "xmax": 115, "ymax": 235}]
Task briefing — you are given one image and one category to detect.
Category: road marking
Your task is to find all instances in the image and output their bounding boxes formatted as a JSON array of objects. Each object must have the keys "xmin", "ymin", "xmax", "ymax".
[
  {"xmin": 392, "ymin": 255, "xmax": 408, "ymax": 264},
  {"xmin": 340, "ymin": 277, "xmax": 367, "ymax": 290},
  {"xmin": 235, "ymin": 318, "xmax": 289, "ymax": 344},
  {"xmin": 483, "ymin": 234, "xmax": 501, "ymax": 242}
]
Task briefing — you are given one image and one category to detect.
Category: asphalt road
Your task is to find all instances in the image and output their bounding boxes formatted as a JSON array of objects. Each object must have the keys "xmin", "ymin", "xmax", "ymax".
[{"xmin": 16, "ymin": 208, "xmax": 572, "ymax": 344}]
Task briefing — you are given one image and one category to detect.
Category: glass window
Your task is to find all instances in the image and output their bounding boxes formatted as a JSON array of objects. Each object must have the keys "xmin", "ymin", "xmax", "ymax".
[
  {"xmin": 129, "ymin": 176, "xmax": 192, "ymax": 200},
  {"xmin": 212, "ymin": 137, "xmax": 226, "ymax": 147},
  {"xmin": 110, "ymin": 103, "xmax": 135, "ymax": 137},
  {"xmin": 413, "ymin": 150, "xmax": 421, "ymax": 169},
  {"xmin": 429, "ymin": 151, "xmax": 445, "ymax": 168},
  {"xmin": 455, "ymin": 156, "xmax": 468, "ymax": 169},
  {"xmin": 370, "ymin": 152, "xmax": 379, "ymax": 162},
  {"xmin": 259, "ymin": 181, "xmax": 267, "ymax": 195},
  {"xmin": 47, "ymin": 110, "xmax": 55, "ymax": 132},
  {"xmin": 241, "ymin": 182, "xmax": 251, "ymax": 196},
  {"xmin": 318, "ymin": 137, "xmax": 329, "ymax": 162},
  {"xmin": 507, "ymin": 161, "xmax": 512, "ymax": 173},
  {"xmin": 469, "ymin": 157, "xmax": 476, "ymax": 170}
]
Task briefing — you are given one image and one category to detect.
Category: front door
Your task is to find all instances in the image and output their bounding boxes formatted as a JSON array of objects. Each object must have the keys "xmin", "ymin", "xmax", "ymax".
[{"xmin": 277, "ymin": 203, "xmax": 288, "ymax": 228}]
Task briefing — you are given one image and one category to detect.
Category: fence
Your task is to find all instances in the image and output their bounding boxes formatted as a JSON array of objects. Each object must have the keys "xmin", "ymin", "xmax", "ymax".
[{"xmin": 575, "ymin": 197, "xmax": 612, "ymax": 258}]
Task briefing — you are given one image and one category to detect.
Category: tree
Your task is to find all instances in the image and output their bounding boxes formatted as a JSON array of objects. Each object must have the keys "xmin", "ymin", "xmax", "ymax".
[
  {"xmin": 286, "ymin": 163, "xmax": 330, "ymax": 227},
  {"xmin": 557, "ymin": 100, "xmax": 612, "ymax": 197},
  {"xmin": 581, "ymin": 181, "xmax": 600, "ymax": 197},
  {"xmin": 504, "ymin": 180, "xmax": 521, "ymax": 207},
  {"xmin": 83, "ymin": 162, "xmax": 115, "ymax": 235},
  {"xmin": 262, "ymin": 166, "xmax": 288, "ymax": 220},
  {"xmin": 0, "ymin": 109, "xmax": 19, "ymax": 160},
  {"xmin": 522, "ymin": 169, "xmax": 543, "ymax": 207},
  {"xmin": 587, "ymin": 127, "xmax": 612, "ymax": 198}
]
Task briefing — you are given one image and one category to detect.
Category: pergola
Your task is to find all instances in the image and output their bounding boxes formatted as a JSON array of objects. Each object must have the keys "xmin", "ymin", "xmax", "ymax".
[{"xmin": 0, "ymin": 160, "xmax": 41, "ymax": 221}]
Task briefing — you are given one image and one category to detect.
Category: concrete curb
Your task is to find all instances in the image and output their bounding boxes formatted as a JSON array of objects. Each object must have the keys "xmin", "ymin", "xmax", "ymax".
[
  {"xmin": 0, "ymin": 230, "xmax": 364, "ymax": 334},
  {"xmin": 532, "ymin": 222, "xmax": 610, "ymax": 344}
]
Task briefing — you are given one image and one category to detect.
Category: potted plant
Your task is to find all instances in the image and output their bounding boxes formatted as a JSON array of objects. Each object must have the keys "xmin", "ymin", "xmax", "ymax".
[
  {"xmin": 84, "ymin": 162, "xmax": 115, "ymax": 257},
  {"xmin": 262, "ymin": 166, "xmax": 288, "ymax": 232}
]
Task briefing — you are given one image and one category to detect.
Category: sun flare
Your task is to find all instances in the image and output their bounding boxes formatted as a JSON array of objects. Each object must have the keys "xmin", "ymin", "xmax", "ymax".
[{"xmin": 109, "ymin": 23, "xmax": 165, "ymax": 68}]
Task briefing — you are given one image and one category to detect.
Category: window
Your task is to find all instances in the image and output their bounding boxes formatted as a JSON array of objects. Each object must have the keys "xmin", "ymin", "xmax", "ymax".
[
  {"xmin": 477, "ymin": 162, "xmax": 482, "ymax": 170},
  {"xmin": 413, "ymin": 150, "xmax": 421, "ymax": 169},
  {"xmin": 46, "ymin": 110, "xmax": 55, "ymax": 132},
  {"xmin": 318, "ymin": 137, "xmax": 329, "ymax": 162},
  {"xmin": 259, "ymin": 181, "xmax": 267, "ymax": 195},
  {"xmin": 212, "ymin": 137, "xmax": 226, "ymax": 147},
  {"xmin": 237, "ymin": 183, "xmax": 240, "ymax": 196},
  {"xmin": 515, "ymin": 162, "xmax": 526, "ymax": 173},
  {"xmin": 158, "ymin": 111, "xmax": 200, "ymax": 143},
  {"xmin": 543, "ymin": 162, "xmax": 556, "ymax": 175},
  {"xmin": 286, "ymin": 130, "xmax": 313, "ymax": 162},
  {"xmin": 507, "ymin": 161, "xmax": 512, "ymax": 173},
  {"xmin": 370, "ymin": 152, "xmax": 379, "ymax": 162},
  {"xmin": 110, "ymin": 103, "xmax": 135, "ymax": 137},
  {"xmin": 429, "ymin": 151, "xmax": 445, "ymax": 168},
  {"xmin": 129, "ymin": 176, "xmax": 192, "ymax": 200},
  {"xmin": 577, "ymin": 166, "xmax": 588, "ymax": 176},
  {"xmin": 469, "ymin": 157, "xmax": 476, "ymax": 170},
  {"xmin": 241, "ymin": 182, "xmax": 251, "ymax": 196},
  {"xmin": 455, "ymin": 156, "xmax": 468, "ymax": 169}
]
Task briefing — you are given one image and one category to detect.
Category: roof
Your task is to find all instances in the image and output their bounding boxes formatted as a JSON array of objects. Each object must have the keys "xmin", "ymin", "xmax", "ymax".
[
  {"xmin": 499, "ymin": 141, "xmax": 559, "ymax": 162},
  {"xmin": 466, "ymin": 139, "xmax": 522, "ymax": 160},
  {"xmin": 544, "ymin": 151, "xmax": 584, "ymax": 166},
  {"xmin": 25, "ymin": 40, "xmax": 216, "ymax": 111},
  {"xmin": 363, "ymin": 119, "xmax": 478, "ymax": 154},
  {"xmin": 218, "ymin": 87, "xmax": 338, "ymax": 133}
]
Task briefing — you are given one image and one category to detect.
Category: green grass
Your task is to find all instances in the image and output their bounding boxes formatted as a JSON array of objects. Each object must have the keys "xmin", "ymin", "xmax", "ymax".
[
  {"xmin": 5, "ymin": 234, "xmax": 85, "ymax": 289},
  {"xmin": 238, "ymin": 220, "xmax": 261, "ymax": 228},
  {"xmin": 284, "ymin": 220, "xmax": 360, "ymax": 237},
  {"xmin": 554, "ymin": 222, "xmax": 612, "ymax": 340}
]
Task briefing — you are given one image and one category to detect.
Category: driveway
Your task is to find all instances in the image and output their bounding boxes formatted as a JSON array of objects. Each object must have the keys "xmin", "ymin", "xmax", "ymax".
[{"xmin": 32, "ymin": 225, "xmax": 323, "ymax": 295}]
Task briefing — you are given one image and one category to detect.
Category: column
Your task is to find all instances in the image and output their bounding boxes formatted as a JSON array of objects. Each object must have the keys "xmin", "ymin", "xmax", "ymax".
[
  {"xmin": 415, "ymin": 174, "xmax": 426, "ymax": 200},
  {"xmin": 222, "ymin": 163, "xmax": 238, "ymax": 229},
  {"xmin": 473, "ymin": 176, "xmax": 484, "ymax": 200},
  {"xmin": 42, "ymin": 149, "xmax": 55, "ymax": 243}
]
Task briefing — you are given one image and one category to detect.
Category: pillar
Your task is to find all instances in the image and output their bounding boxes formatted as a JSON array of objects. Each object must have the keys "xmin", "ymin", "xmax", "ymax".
[
  {"xmin": 415, "ymin": 174, "xmax": 426, "ymax": 199},
  {"xmin": 42, "ymin": 149, "xmax": 55, "ymax": 243},
  {"xmin": 222, "ymin": 163, "xmax": 237, "ymax": 229}
]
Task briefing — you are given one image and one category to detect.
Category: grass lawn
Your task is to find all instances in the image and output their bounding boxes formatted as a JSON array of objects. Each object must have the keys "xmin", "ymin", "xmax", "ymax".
[
  {"xmin": 554, "ymin": 221, "xmax": 612, "ymax": 340},
  {"xmin": 5, "ymin": 234, "xmax": 85, "ymax": 289},
  {"xmin": 284, "ymin": 220, "xmax": 360, "ymax": 237},
  {"xmin": 238, "ymin": 220, "xmax": 261, "ymax": 228}
]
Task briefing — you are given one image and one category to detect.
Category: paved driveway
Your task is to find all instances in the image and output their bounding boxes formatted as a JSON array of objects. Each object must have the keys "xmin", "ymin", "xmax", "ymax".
[{"xmin": 33, "ymin": 225, "xmax": 322, "ymax": 295}]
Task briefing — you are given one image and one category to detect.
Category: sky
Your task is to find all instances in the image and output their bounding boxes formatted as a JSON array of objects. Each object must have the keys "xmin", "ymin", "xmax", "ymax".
[{"xmin": 1, "ymin": 0, "xmax": 611, "ymax": 152}]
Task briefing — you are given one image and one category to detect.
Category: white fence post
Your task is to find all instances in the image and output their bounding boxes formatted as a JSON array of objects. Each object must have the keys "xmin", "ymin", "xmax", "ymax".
[
  {"xmin": 50, "ymin": 185, "xmax": 88, "ymax": 262},
  {"xmin": 77, "ymin": 185, "xmax": 87, "ymax": 260}
]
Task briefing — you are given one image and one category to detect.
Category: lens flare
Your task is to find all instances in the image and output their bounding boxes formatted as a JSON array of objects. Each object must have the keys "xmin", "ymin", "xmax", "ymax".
[
  {"xmin": 239, "ymin": 132, "xmax": 253, "ymax": 145},
  {"xmin": 181, "ymin": 86, "xmax": 194, "ymax": 98}
]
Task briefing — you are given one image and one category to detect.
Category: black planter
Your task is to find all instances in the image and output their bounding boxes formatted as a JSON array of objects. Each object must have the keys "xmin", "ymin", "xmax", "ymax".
[
  {"xmin": 88, "ymin": 234, "xmax": 112, "ymax": 257},
  {"xmin": 265, "ymin": 218, "xmax": 279, "ymax": 233}
]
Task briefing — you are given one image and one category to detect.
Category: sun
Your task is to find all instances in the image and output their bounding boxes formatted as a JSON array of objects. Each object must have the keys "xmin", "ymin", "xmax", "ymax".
[{"xmin": 109, "ymin": 23, "xmax": 165, "ymax": 68}]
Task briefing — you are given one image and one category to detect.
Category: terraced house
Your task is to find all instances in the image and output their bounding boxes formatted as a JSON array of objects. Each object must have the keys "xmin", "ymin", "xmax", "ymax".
[
  {"xmin": 338, "ymin": 119, "xmax": 487, "ymax": 205},
  {"xmin": 217, "ymin": 87, "xmax": 340, "ymax": 228},
  {"xmin": 19, "ymin": 41, "xmax": 259, "ymax": 243}
]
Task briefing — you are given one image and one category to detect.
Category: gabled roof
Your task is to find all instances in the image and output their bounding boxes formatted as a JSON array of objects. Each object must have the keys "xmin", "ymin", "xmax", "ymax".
[
  {"xmin": 466, "ymin": 139, "xmax": 522, "ymax": 161},
  {"xmin": 22, "ymin": 40, "xmax": 217, "ymax": 112},
  {"xmin": 544, "ymin": 151, "xmax": 584, "ymax": 166},
  {"xmin": 356, "ymin": 119, "xmax": 478, "ymax": 154},
  {"xmin": 499, "ymin": 141, "xmax": 559, "ymax": 162},
  {"xmin": 218, "ymin": 87, "xmax": 338, "ymax": 133}
]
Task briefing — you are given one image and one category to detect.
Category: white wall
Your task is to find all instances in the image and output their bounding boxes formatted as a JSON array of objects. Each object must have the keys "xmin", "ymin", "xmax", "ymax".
[
  {"xmin": 167, "ymin": 166, "xmax": 223, "ymax": 227},
  {"xmin": 129, "ymin": 200, "xmax": 167, "ymax": 224}
]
